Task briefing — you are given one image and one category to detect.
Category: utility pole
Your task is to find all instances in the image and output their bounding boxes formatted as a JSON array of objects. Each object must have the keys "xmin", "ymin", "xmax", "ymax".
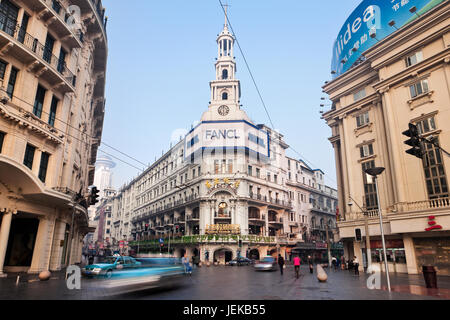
[{"xmin": 325, "ymin": 222, "xmax": 332, "ymax": 268}]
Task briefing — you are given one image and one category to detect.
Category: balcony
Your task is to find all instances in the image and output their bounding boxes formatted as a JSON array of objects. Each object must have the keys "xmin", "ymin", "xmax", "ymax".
[
  {"xmin": 0, "ymin": 22, "xmax": 75, "ymax": 93},
  {"xmin": 248, "ymin": 193, "xmax": 292, "ymax": 209},
  {"xmin": 394, "ymin": 198, "xmax": 450, "ymax": 213},
  {"xmin": 27, "ymin": 0, "xmax": 83, "ymax": 48},
  {"xmin": 186, "ymin": 215, "xmax": 199, "ymax": 222},
  {"xmin": 268, "ymin": 217, "xmax": 283, "ymax": 227}
]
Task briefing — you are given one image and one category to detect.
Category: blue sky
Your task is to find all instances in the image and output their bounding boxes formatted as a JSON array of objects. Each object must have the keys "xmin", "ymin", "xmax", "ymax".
[{"xmin": 101, "ymin": 0, "xmax": 362, "ymax": 189}]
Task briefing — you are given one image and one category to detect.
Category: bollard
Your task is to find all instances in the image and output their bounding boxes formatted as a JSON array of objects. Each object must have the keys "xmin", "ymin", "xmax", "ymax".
[
  {"xmin": 317, "ymin": 264, "xmax": 328, "ymax": 282},
  {"xmin": 39, "ymin": 270, "xmax": 51, "ymax": 281}
]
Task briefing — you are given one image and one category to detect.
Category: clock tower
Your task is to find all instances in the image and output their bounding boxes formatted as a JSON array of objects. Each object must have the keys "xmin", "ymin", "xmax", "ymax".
[{"xmin": 201, "ymin": 7, "xmax": 250, "ymax": 122}]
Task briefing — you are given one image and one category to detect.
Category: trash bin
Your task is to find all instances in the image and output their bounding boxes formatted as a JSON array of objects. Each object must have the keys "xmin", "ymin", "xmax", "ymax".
[{"xmin": 422, "ymin": 266, "xmax": 438, "ymax": 289}]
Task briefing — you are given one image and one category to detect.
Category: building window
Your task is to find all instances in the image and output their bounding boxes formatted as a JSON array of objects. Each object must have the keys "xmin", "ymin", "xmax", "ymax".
[
  {"xmin": 23, "ymin": 144, "xmax": 36, "ymax": 170},
  {"xmin": 422, "ymin": 137, "xmax": 448, "ymax": 199},
  {"xmin": 353, "ymin": 88, "xmax": 366, "ymax": 101},
  {"xmin": 248, "ymin": 165, "xmax": 252, "ymax": 176},
  {"xmin": 410, "ymin": 79, "xmax": 429, "ymax": 98},
  {"xmin": 0, "ymin": 131, "xmax": 4, "ymax": 153},
  {"xmin": 405, "ymin": 51, "xmax": 423, "ymax": 67},
  {"xmin": 48, "ymin": 96, "xmax": 58, "ymax": 126},
  {"xmin": 274, "ymin": 174, "xmax": 278, "ymax": 184},
  {"xmin": 43, "ymin": 34, "xmax": 55, "ymax": 64},
  {"xmin": 362, "ymin": 160, "xmax": 378, "ymax": 210},
  {"xmin": 38, "ymin": 152, "xmax": 50, "ymax": 182},
  {"xmin": 0, "ymin": 60, "xmax": 7, "ymax": 79},
  {"xmin": 214, "ymin": 160, "xmax": 219, "ymax": 174},
  {"xmin": 267, "ymin": 173, "xmax": 271, "ymax": 182},
  {"xmin": 222, "ymin": 92, "xmax": 228, "ymax": 100},
  {"xmin": 356, "ymin": 112, "xmax": 370, "ymax": 128},
  {"xmin": 416, "ymin": 116, "xmax": 436, "ymax": 135},
  {"xmin": 33, "ymin": 85, "xmax": 46, "ymax": 118},
  {"xmin": 256, "ymin": 168, "xmax": 260, "ymax": 178},
  {"xmin": 227, "ymin": 160, "xmax": 233, "ymax": 173},
  {"xmin": 360, "ymin": 144, "xmax": 374, "ymax": 158},
  {"xmin": 6, "ymin": 67, "xmax": 18, "ymax": 99},
  {"xmin": 222, "ymin": 69, "xmax": 228, "ymax": 80}
]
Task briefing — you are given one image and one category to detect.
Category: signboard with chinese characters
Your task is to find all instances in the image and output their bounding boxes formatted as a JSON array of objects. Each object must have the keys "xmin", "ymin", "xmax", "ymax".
[
  {"xmin": 205, "ymin": 224, "xmax": 241, "ymax": 235},
  {"xmin": 205, "ymin": 178, "xmax": 240, "ymax": 194}
]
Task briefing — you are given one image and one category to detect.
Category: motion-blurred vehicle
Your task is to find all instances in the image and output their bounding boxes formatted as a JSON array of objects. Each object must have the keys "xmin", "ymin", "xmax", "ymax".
[
  {"xmin": 228, "ymin": 257, "xmax": 254, "ymax": 266},
  {"xmin": 82, "ymin": 255, "xmax": 141, "ymax": 278},
  {"xmin": 254, "ymin": 256, "xmax": 278, "ymax": 271},
  {"xmin": 96, "ymin": 257, "xmax": 186, "ymax": 295}
]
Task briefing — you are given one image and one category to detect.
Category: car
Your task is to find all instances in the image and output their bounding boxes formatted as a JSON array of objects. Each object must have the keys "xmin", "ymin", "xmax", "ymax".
[
  {"xmin": 228, "ymin": 257, "xmax": 254, "ymax": 266},
  {"xmin": 82, "ymin": 255, "xmax": 142, "ymax": 278},
  {"xmin": 254, "ymin": 256, "xmax": 278, "ymax": 271}
]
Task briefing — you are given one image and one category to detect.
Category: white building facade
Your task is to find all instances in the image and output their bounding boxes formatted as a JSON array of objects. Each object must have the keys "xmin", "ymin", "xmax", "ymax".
[{"xmin": 109, "ymin": 15, "xmax": 338, "ymax": 264}]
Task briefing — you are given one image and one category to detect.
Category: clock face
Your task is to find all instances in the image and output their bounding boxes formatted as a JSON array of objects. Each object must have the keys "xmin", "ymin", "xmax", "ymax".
[{"xmin": 218, "ymin": 105, "xmax": 230, "ymax": 116}]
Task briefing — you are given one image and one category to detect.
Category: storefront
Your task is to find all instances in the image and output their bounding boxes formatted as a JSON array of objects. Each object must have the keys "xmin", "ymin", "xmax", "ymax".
[
  {"xmin": 368, "ymin": 239, "xmax": 407, "ymax": 273},
  {"xmin": 414, "ymin": 237, "xmax": 450, "ymax": 276}
]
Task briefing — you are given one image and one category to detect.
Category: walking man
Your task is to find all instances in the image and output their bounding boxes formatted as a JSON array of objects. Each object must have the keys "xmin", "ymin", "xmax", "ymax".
[
  {"xmin": 331, "ymin": 256, "xmax": 337, "ymax": 271},
  {"xmin": 278, "ymin": 254, "xmax": 285, "ymax": 275},
  {"xmin": 353, "ymin": 256, "xmax": 359, "ymax": 275},
  {"xmin": 293, "ymin": 255, "xmax": 301, "ymax": 279}
]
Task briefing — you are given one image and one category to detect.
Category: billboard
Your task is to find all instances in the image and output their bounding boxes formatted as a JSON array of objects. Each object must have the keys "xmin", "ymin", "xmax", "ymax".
[
  {"xmin": 331, "ymin": 0, "xmax": 446, "ymax": 78},
  {"xmin": 184, "ymin": 120, "xmax": 270, "ymax": 163}
]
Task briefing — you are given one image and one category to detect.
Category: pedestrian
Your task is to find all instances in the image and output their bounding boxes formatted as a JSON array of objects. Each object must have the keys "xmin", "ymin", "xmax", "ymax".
[
  {"xmin": 353, "ymin": 256, "xmax": 359, "ymax": 275},
  {"xmin": 278, "ymin": 254, "xmax": 285, "ymax": 275},
  {"xmin": 341, "ymin": 256, "xmax": 346, "ymax": 270},
  {"xmin": 182, "ymin": 253, "xmax": 192, "ymax": 275},
  {"xmin": 331, "ymin": 256, "xmax": 337, "ymax": 270},
  {"xmin": 348, "ymin": 258, "xmax": 353, "ymax": 272},
  {"xmin": 293, "ymin": 255, "xmax": 301, "ymax": 279},
  {"xmin": 307, "ymin": 255, "xmax": 314, "ymax": 274}
]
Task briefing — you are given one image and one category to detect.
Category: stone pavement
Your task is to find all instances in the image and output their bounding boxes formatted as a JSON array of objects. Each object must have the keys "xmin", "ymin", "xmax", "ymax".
[{"xmin": 0, "ymin": 265, "xmax": 449, "ymax": 300}]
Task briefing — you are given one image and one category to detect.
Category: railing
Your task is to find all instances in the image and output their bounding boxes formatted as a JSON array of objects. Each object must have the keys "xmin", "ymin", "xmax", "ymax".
[
  {"xmin": 344, "ymin": 209, "xmax": 382, "ymax": 221},
  {"xmin": 43, "ymin": 0, "xmax": 84, "ymax": 42},
  {"xmin": 395, "ymin": 198, "xmax": 450, "ymax": 212},
  {"xmin": 0, "ymin": 20, "xmax": 75, "ymax": 87},
  {"xmin": 248, "ymin": 193, "xmax": 292, "ymax": 207},
  {"xmin": 186, "ymin": 214, "xmax": 200, "ymax": 221},
  {"xmin": 249, "ymin": 214, "xmax": 265, "ymax": 220},
  {"xmin": 268, "ymin": 217, "xmax": 283, "ymax": 224}
]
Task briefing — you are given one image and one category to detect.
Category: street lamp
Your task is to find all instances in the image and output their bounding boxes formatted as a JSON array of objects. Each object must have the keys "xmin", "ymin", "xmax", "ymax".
[{"xmin": 364, "ymin": 167, "xmax": 391, "ymax": 292}]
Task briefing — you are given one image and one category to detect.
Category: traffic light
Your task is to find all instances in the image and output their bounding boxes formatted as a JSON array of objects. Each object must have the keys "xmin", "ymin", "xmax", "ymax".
[
  {"xmin": 355, "ymin": 228, "xmax": 362, "ymax": 242},
  {"xmin": 403, "ymin": 123, "xmax": 423, "ymax": 159},
  {"xmin": 90, "ymin": 186, "xmax": 100, "ymax": 205}
]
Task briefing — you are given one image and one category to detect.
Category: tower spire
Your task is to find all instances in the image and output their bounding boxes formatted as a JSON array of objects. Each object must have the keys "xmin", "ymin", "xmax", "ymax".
[{"xmin": 224, "ymin": 3, "xmax": 229, "ymax": 28}]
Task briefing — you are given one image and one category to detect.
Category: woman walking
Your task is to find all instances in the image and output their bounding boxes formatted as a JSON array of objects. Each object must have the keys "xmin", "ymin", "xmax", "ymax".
[{"xmin": 293, "ymin": 255, "xmax": 301, "ymax": 279}]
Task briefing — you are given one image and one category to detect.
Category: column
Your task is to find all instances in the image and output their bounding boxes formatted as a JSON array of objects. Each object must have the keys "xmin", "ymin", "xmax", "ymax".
[
  {"xmin": 0, "ymin": 212, "xmax": 13, "ymax": 277},
  {"xmin": 29, "ymin": 215, "xmax": 56, "ymax": 274},
  {"xmin": 353, "ymin": 240, "xmax": 364, "ymax": 272},
  {"xmin": 403, "ymin": 235, "xmax": 419, "ymax": 275}
]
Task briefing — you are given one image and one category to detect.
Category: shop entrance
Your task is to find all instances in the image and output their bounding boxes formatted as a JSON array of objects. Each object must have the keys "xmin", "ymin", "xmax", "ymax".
[
  {"xmin": 248, "ymin": 249, "xmax": 260, "ymax": 260},
  {"xmin": 214, "ymin": 248, "xmax": 233, "ymax": 265},
  {"xmin": 5, "ymin": 216, "xmax": 39, "ymax": 268}
]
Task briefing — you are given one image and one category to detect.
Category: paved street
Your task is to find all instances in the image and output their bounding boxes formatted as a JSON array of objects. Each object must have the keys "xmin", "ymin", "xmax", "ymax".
[{"xmin": 1, "ymin": 265, "xmax": 449, "ymax": 300}]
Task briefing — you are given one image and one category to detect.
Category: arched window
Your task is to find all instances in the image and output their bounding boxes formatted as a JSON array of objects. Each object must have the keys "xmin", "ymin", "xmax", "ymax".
[
  {"xmin": 222, "ymin": 69, "xmax": 228, "ymax": 80},
  {"xmin": 222, "ymin": 92, "xmax": 228, "ymax": 100},
  {"xmin": 218, "ymin": 202, "xmax": 228, "ymax": 217}
]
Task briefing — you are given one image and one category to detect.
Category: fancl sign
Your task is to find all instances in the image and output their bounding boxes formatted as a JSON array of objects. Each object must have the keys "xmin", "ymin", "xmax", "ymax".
[
  {"xmin": 184, "ymin": 120, "xmax": 270, "ymax": 163},
  {"xmin": 331, "ymin": 0, "xmax": 445, "ymax": 78}
]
